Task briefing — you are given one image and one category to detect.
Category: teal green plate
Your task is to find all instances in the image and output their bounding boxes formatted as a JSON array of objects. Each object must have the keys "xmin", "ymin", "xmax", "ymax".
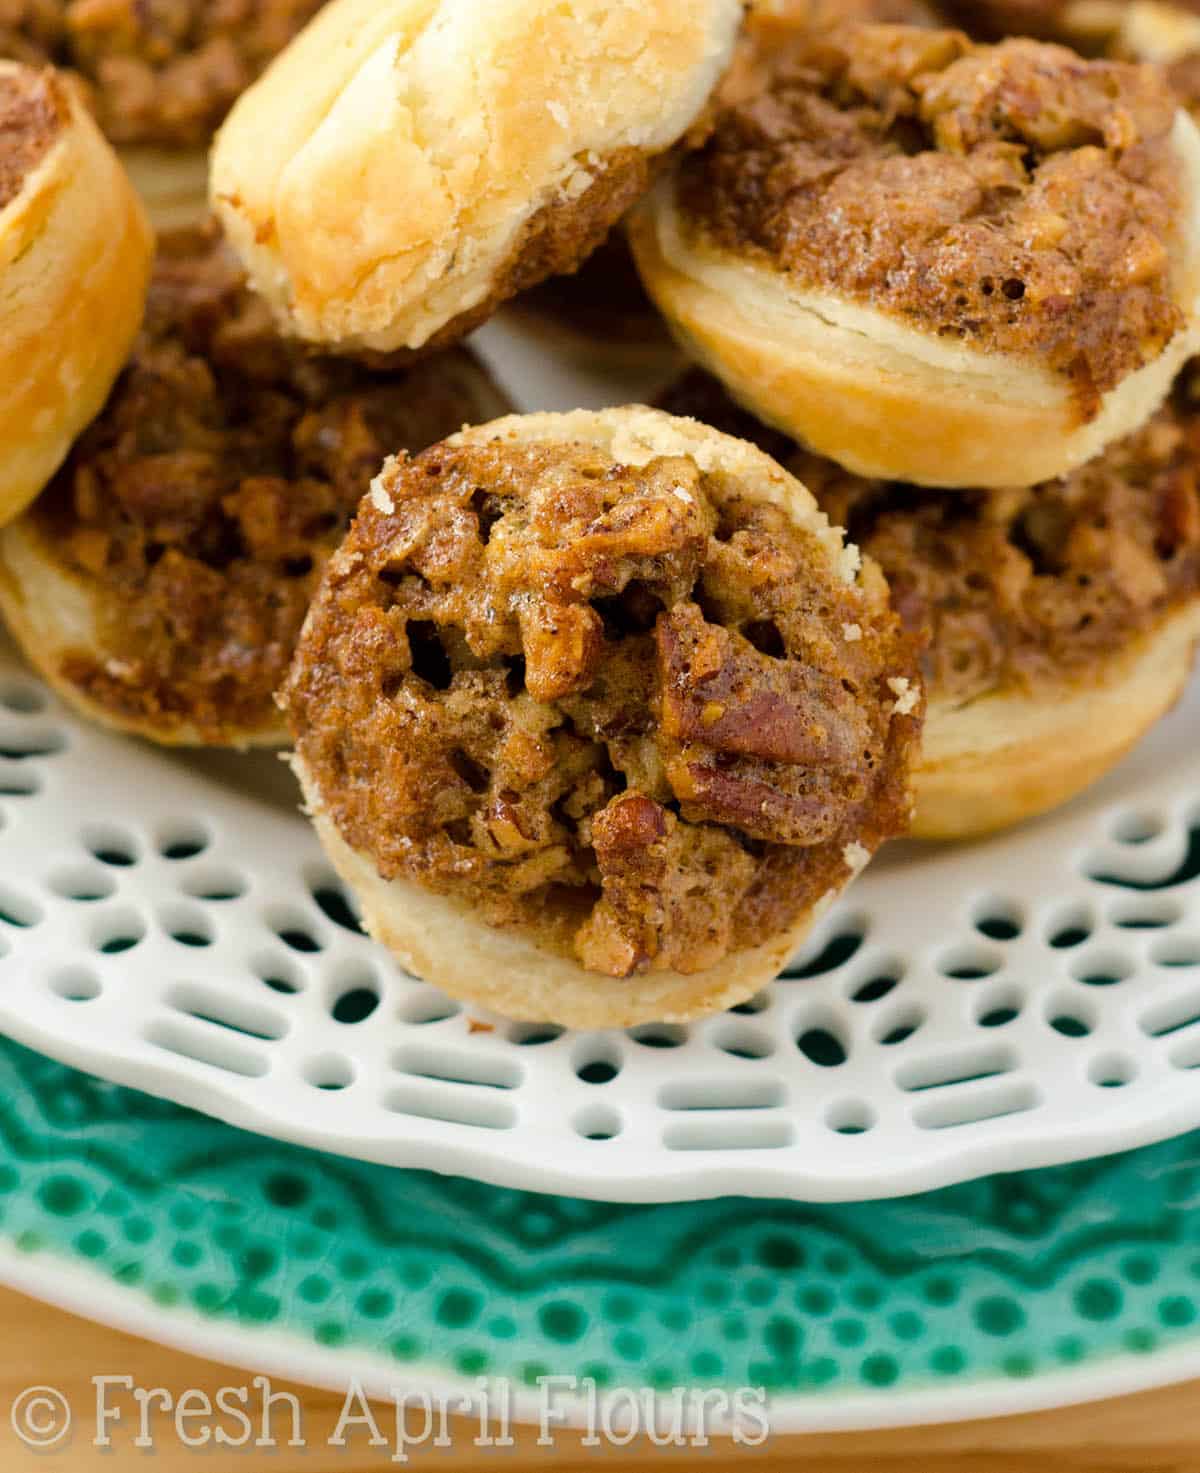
[{"xmin": 6, "ymin": 1033, "xmax": 1200, "ymax": 1431}]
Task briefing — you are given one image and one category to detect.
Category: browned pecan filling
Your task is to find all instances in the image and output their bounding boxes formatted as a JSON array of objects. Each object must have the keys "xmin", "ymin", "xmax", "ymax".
[
  {"xmin": 0, "ymin": 0, "xmax": 323, "ymax": 148},
  {"xmin": 935, "ymin": 0, "xmax": 1102, "ymax": 42},
  {"xmin": 1170, "ymin": 53, "xmax": 1200, "ymax": 120},
  {"xmin": 31, "ymin": 222, "xmax": 505, "ymax": 741},
  {"xmin": 661, "ymin": 369, "xmax": 1200, "ymax": 705},
  {"xmin": 283, "ymin": 440, "xmax": 920, "ymax": 979},
  {"xmin": 0, "ymin": 62, "xmax": 63, "ymax": 208},
  {"xmin": 511, "ymin": 229, "xmax": 669, "ymax": 346},
  {"xmin": 423, "ymin": 147, "xmax": 660, "ymax": 355},
  {"xmin": 939, "ymin": 0, "xmax": 1200, "ymax": 46},
  {"xmin": 937, "ymin": 0, "xmax": 1200, "ymax": 123},
  {"xmin": 750, "ymin": 0, "xmax": 941, "ymax": 38},
  {"xmin": 679, "ymin": 23, "xmax": 1188, "ymax": 410}
]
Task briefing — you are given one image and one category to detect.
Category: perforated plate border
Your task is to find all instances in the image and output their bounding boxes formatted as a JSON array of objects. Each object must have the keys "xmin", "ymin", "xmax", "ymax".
[
  {"xmin": 2, "ymin": 316, "xmax": 1200, "ymax": 1204},
  {"xmin": 4, "ymin": 634, "xmax": 1200, "ymax": 1202}
]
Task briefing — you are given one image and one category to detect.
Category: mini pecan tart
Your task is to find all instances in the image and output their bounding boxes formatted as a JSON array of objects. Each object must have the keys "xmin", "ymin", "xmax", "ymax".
[
  {"xmin": 282, "ymin": 406, "xmax": 922, "ymax": 1026},
  {"xmin": 0, "ymin": 60, "xmax": 150, "ymax": 528},
  {"xmin": 630, "ymin": 22, "xmax": 1200, "ymax": 488},
  {"xmin": 0, "ymin": 222, "xmax": 511, "ymax": 747}
]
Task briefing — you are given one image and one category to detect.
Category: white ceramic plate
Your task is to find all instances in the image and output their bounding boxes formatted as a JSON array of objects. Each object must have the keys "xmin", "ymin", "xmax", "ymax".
[{"xmin": 0, "ymin": 314, "xmax": 1199, "ymax": 1203}]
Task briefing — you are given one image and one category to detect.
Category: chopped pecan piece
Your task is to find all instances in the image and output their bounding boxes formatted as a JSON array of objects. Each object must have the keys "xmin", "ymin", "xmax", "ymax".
[
  {"xmin": 655, "ymin": 602, "xmax": 872, "ymax": 844},
  {"xmin": 576, "ymin": 793, "xmax": 757, "ymax": 977}
]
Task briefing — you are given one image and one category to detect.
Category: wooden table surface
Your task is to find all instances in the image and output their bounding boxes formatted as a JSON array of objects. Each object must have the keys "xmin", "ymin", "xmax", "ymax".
[{"xmin": 3, "ymin": 1287, "xmax": 1199, "ymax": 1470}]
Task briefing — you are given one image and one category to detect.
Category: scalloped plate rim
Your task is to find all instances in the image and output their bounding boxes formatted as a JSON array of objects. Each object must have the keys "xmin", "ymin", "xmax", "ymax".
[
  {"xmin": 6, "ymin": 1243, "xmax": 1200, "ymax": 1435},
  {"xmin": 3, "ymin": 314, "xmax": 1200, "ymax": 1204}
]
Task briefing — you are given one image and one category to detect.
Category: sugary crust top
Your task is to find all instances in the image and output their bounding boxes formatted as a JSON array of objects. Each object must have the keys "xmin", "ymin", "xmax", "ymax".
[{"xmin": 210, "ymin": 0, "xmax": 743, "ymax": 350}]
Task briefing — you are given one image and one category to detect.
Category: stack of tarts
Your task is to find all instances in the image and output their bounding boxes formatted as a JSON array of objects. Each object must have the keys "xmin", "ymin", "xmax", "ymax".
[{"xmin": 0, "ymin": 0, "xmax": 1198, "ymax": 1028}]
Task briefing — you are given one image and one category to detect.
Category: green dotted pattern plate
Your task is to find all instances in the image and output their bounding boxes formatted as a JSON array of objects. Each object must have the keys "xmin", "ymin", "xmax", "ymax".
[{"xmin": 7, "ymin": 1033, "xmax": 1200, "ymax": 1429}]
